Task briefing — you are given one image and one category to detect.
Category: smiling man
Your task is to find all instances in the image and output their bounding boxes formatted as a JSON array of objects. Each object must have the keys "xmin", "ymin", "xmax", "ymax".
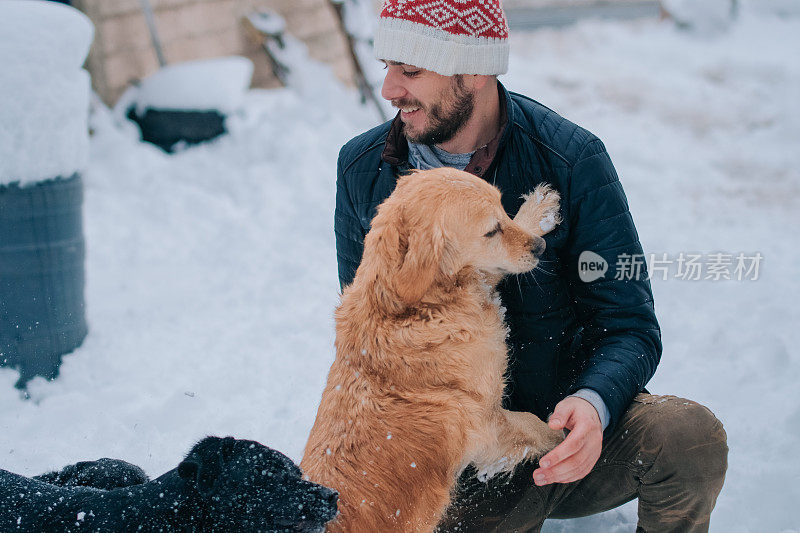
[{"xmin": 333, "ymin": 1, "xmax": 728, "ymax": 531}]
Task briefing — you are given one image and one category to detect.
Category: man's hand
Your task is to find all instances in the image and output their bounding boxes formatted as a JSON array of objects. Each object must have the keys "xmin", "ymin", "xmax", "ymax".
[{"xmin": 532, "ymin": 396, "xmax": 603, "ymax": 486}]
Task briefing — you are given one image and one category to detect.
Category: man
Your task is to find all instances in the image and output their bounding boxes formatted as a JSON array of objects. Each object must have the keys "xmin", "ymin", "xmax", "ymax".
[{"xmin": 334, "ymin": 1, "xmax": 728, "ymax": 531}]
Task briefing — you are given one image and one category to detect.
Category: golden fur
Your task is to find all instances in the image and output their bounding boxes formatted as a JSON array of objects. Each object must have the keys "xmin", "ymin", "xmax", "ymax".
[{"xmin": 301, "ymin": 168, "xmax": 564, "ymax": 532}]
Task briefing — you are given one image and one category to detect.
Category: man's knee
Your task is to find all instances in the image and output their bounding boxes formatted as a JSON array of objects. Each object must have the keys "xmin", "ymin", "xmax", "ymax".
[{"xmin": 640, "ymin": 395, "xmax": 728, "ymax": 486}]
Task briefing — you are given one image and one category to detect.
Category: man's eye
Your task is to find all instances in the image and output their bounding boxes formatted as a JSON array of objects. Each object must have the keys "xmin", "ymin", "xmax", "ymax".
[{"xmin": 403, "ymin": 70, "xmax": 420, "ymax": 78}]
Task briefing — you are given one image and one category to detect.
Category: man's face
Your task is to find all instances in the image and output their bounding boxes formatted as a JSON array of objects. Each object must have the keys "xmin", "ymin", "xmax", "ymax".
[{"xmin": 380, "ymin": 61, "xmax": 474, "ymax": 146}]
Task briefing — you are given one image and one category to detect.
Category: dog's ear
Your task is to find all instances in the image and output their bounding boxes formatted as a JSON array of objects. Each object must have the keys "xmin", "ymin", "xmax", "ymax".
[
  {"xmin": 218, "ymin": 436, "xmax": 236, "ymax": 461},
  {"xmin": 178, "ymin": 436, "xmax": 236, "ymax": 496},
  {"xmin": 177, "ymin": 457, "xmax": 199, "ymax": 482},
  {"xmin": 393, "ymin": 218, "xmax": 448, "ymax": 304},
  {"xmin": 362, "ymin": 192, "xmax": 457, "ymax": 305},
  {"xmin": 359, "ymin": 200, "xmax": 403, "ymax": 279}
]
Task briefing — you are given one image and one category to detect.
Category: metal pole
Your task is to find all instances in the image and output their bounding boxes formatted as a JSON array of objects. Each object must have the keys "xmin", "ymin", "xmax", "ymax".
[{"xmin": 138, "ymin": 0, "xmax": 167, "ymax": 67}]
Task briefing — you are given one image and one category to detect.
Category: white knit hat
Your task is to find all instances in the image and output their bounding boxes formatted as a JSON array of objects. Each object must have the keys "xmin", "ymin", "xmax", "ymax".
[{"xmin": 374, "ymin": 0, "xmax": 510, "ymax": 76}]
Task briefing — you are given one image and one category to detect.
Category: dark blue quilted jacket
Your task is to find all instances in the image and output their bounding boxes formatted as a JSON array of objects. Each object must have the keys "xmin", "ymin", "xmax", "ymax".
[{"xmin": 334, "ymin": 83, "xmax": 662, "ymax": 435}]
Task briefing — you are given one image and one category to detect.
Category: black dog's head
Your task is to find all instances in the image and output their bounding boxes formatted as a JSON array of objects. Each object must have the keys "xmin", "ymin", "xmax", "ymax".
[{"xmin": 177, "ymin": 436, "xmax": 338, "ymax": 532}]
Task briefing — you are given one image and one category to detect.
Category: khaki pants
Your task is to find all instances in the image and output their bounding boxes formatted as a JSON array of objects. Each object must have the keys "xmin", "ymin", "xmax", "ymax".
[{"xmin": 436, "ymin": 394, "xmax": 728, "ymax": 533}]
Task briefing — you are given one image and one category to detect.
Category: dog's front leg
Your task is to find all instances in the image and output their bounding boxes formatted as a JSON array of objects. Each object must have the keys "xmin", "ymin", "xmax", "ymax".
[
  {"xmin": 514, "ymin": 184, "xmax": 561, "ymax": 237},
  {"xmin": 470, "ymin": 409, "xmax": 564, "ymax": 481}
]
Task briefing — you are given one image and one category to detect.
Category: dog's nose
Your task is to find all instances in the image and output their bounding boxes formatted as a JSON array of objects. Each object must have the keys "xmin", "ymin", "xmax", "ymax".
[
  {"xmin": 315, "ymin": 485, "xmax": 338, "ymax": 507},
  {"xmin": 326, "ymin": 489, "xmax": 339, "ymax": 506},
  {"xmin": 530, "ymin": 236, "xmax": 546, "ymax": 256}
]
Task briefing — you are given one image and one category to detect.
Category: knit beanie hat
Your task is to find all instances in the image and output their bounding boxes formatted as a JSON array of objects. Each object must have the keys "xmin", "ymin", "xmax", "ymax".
[{"xmin": 374, "ymin": 0, "xmax": 510, "ymax": 76}]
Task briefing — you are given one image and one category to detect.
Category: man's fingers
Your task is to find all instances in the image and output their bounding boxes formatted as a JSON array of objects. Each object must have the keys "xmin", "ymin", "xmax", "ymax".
[
  {"xmin": 535, "ymin": 397, "xmax": 604, "ymax": 486},
  {"xmin": 544, "ymin": 455, "xmax": 595, "ymax": 484},
  {"xmin": 534, "ymin": 429, "xmax": 602, "ymax": 485},
  {"xmin": 534, "ymin": 445, "xmax": 595, "ymax": 485},
  {"xmin": 534, "ymin": 450, "xmax": 584, "ymax": 485},
  {"xmin": 547, "ymin": 403, "xmax": 574, "ymax": 431},
  {"xmin": 538, "ymin": 428, "xmax": 586, "ymax": 469}
]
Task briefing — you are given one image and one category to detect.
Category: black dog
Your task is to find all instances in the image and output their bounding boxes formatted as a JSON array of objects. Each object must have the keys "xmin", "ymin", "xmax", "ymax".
[{"xmin": 0, "ymin": 436, "xmax": 338, "ymax": 532}]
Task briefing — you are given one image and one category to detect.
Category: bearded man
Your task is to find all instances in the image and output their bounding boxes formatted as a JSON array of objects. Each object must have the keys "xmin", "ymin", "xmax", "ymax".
[{"xmin": 333, "ymin": 1, "xmax": 728, "ymax": 531}]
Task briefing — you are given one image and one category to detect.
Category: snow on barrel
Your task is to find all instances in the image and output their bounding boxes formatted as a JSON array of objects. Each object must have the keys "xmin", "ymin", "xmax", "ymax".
[
  {"xmin": 0, "ymin": 0, "xmax": 94, "ymax": 389},
  {"xmin": 0, "ymin": 0, "xmax": 94, "ymax": 184}
]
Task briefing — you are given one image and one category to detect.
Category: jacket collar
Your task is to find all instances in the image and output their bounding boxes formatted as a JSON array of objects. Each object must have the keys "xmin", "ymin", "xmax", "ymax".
[
  {"xmin": 381, "ymin": 82, "xmax": 512, "ymax": 179},
  {"xmin": 381, "ymin": 110, "xmax": 408, "ymax": 166}
]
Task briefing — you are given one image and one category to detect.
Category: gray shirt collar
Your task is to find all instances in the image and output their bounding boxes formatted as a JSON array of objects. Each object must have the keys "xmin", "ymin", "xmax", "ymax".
[{"xmin": 407, "ymin": 142, "xmax": 475, "ymax": 171}]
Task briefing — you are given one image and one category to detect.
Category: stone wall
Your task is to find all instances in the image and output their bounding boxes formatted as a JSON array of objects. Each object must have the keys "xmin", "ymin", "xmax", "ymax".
[{"xmin": 74, "ymin": 0, "xmax": 358, "ymax": 104}]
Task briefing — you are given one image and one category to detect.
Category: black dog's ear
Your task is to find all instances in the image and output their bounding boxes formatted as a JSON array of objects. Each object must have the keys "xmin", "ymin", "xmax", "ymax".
[
  {"xmin": 177, "ymin": 458, "xmax": 199, "ymax": 482},
  {"xmin": 178, "ymin": 452, "xmax": 219, "ymax": 495},
  {"xmin": 179, "ymin": 436, "xmax": 237, "ymax": 496},
  {"xmin": 219, "ymin": 436, "xmax": 236, "ymax": 461}
]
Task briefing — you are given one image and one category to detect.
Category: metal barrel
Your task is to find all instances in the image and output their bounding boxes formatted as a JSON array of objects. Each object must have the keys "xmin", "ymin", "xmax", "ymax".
[{"xmin": 0, "ymin": 174, "xmax": 88, "ymax": 389}]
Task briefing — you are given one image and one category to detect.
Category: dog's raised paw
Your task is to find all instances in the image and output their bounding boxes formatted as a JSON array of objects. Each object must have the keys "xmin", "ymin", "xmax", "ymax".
[{"xmin": 515, "ymin": 184, "xmax": 562, "ymax": 237}]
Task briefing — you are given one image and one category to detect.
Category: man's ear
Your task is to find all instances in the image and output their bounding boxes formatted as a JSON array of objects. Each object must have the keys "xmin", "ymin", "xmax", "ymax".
[{"xmin": 471, "ymin": 74, "xmax": 494, "ymax": 91}]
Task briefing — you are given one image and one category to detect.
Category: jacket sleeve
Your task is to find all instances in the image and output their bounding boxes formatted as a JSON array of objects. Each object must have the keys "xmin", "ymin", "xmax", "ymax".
[
  {"xmin": 563, "ymin": 139, "xmax": 662, "ymax": 435},
  {"xmin": 334, "ymin": 154, "xmax": 366, "ymax": 291}
]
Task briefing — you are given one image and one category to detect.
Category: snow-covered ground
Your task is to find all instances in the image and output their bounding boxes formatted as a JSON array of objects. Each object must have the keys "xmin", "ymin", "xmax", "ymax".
[{"xmin": 1, "ymin": 2, "xmax": 798, "ymax": 531}]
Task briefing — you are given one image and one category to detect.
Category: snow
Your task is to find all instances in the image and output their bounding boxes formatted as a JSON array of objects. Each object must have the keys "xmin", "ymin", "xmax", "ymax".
[
  {"xmin": 247, "ymin": 10, "xmax": 287, "ymax": 36},
  {"xmin": 0, "ymin": 1, "xmax": 798, "ymax": 531},
  {"xmin": 539, "ymin": 214, "xmax": 557, "ymax": 233},
  {"xmin": 661, "ymin": 0, "xmax": 737, "ymax": 33},
  {"xmin": 0, "ymin": 0, "xmax": 93, "ymax": 185},
  {"xmin": 0, "ymin": 0, "xmax": 93, "ymax": 73},
  {"xmin": 132, "ymin": 56, "xmax": 254, "ymax": 115},
  {"xmin": 337, "ymin": 0, "xmax": 377, "ymax": 43}
]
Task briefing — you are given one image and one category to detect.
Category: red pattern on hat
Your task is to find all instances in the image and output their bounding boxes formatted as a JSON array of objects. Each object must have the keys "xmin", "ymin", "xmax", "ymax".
[{"xmin": 380, "ymin": 0, "xmax": 509, "ymax": 39}]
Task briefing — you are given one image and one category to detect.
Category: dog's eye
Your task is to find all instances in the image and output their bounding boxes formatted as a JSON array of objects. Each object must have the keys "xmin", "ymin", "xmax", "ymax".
[{"xmin": 484, "ymin": 223, "xmax": 502, "ymax": 238}]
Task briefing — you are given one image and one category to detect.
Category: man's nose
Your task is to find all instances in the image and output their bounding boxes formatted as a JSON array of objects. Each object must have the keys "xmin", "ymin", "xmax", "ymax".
[{"xmin": 381, "ymin": 68, "xmax": 405, "ymax": 101}]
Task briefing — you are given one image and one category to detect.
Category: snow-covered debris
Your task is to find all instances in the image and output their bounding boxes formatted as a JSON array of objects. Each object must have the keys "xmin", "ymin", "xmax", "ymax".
[
  {"xmin": 0, "ymin": 0, "xmax": 93, "ymax": 185},
  {"xmin": 247, "ymin": 10, "xmax": 287, "ymax": 36},
  {"xmin": 335, "ymin": 0, "xmax": 377, "ymax": 43},
  {"xmin": 132, "ymin": 57, "xmax": 254, "ymax": 115}
]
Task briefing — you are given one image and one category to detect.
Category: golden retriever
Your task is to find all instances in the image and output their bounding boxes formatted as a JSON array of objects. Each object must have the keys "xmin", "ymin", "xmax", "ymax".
[{"xmin": 301, "ymin": 168, "xmax": 564, "ymax": 532}]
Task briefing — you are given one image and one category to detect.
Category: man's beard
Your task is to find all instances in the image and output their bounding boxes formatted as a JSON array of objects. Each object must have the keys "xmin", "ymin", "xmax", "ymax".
[{"xmin": 396, "ymin": 76, "xmax": 475, "ymax": 146}]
